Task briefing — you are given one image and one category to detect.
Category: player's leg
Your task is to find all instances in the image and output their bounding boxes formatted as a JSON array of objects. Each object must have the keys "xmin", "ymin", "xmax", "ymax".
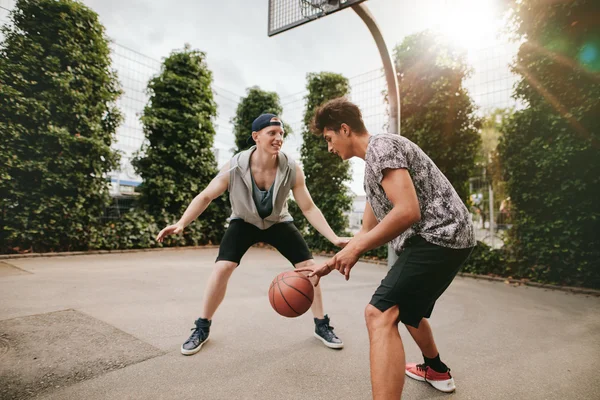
[
  {"xmin": 367, "ymin": 238, "xmax": 427, "ymax": 398},
  {"xmin": 364, "ymin": 304, "xmax": 405, "ymax": 400},
  {"xmin": 405, "ymin": 318, "xmax": 438, "ymax": 359},
  {"xmin": 199, "ymin": 260, "xmax": 238, "ymax": 321},
  {"xmin": 295, "ymin": 259, "xmax": 324, "ymax": 319},
  {"xmin": 264, "ymin": 222, "xmax": 343, "ymax": 349},
  {"xmin": 294, "ymin": 258, "xmax": 343, "ymax": 349},
  {"xmin": 181, "ymin": 219, "xmax": 259, "ymax": 355},
  {"xmin": 396, "ymin": 236, "xmax": 473, "ymax": 392},
  {"xmin": 405, "ymin": 317, "xmax": 457, "ymax": 393}
]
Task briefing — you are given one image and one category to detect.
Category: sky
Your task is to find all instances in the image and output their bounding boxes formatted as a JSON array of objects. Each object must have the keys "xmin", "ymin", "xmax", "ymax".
[
  {"xmin": 0, "ymin": 0, "xmax": 517, "ymax": 195},
  {"xmin": 81, "ymin": 0, "xmax": 434, "ymax": 95}
]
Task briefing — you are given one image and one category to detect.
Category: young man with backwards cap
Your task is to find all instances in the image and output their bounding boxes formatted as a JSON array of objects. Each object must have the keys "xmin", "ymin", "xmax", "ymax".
[{"xmin": 157, "ymin": 113, "xmax": 347, "ymax": 355}]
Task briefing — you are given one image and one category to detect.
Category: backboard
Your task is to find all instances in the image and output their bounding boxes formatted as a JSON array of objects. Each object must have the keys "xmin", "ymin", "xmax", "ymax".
[{"xmin": 268, "ymin": 0, "xmax": 367, "ymax": 37}]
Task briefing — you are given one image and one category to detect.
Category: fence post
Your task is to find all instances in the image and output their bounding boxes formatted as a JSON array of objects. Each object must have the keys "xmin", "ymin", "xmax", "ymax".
[{"xmin": 488, "ymin": 183, "xmax": 495, "ymax": 248}]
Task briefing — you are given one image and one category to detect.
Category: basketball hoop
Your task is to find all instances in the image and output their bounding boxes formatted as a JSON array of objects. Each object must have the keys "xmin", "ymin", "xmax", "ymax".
[
  {"xmin": 268, "ymin": 0, "xmax": 364, "ymax": 37},
  {"xmin": 300, "ymin": 0, "xmax": 339, "ymax": 18}
]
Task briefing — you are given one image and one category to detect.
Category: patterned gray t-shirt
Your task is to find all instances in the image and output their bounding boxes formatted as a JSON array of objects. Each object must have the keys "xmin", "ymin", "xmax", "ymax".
[{"xmin": 364, "ymin": 134, "xmax": 475, "ymax": 253}]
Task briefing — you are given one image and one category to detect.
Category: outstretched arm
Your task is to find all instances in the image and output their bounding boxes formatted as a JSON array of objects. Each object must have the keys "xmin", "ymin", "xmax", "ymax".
[
  {"xmin": 156, "ymin": 161, "xmax": 231, "ymax": 242},
  {"xmin": 291, "ymin": 164, "xmax": 348, "ymax": 247}
]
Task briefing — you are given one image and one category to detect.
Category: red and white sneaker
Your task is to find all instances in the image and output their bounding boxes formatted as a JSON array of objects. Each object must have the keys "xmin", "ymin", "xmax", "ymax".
[{"xmin": 405, "ymin": 363, "xmax": 456, "ymax": 393}]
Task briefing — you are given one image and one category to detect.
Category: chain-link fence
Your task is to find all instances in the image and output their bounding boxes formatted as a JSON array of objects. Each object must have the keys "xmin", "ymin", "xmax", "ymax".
[
  {"xmin": 469, "ymin": 176, "xmax": 512, "ymax": 249},
  {"xmin": 100, "ymin": 195, "xmax": 138, "ymax": 223},
  {"xmin": 278, "ymin": 41, "xmax": 520, "ymax": 247},
  {"xmin": 108, "ymin": 42, "xmax": 240, "ymax": 196},
  {"xmin": 1, "ymin": 0, "xmax": 519, "ymax": 246},
  {"xmin": 278, "ymin": 68, "xmax": 389, "ymax": 199},
  {"xmin": 280, "ymin": 68, "xmax": 388, "ymax": 156},
  {"xmin": 108, "ymin": 42, "xmax": 160, "ymax": 196},
  {"xmin": 466, "ymin": 42, "xmax": 522, "ymax": 113},
  {"xmin": 0, "ymin": 0, "xmax": 239, "ymax": 195},
  {"xmin": 0, "ymin": 0, "xmax": 13, "ymax": 34}
]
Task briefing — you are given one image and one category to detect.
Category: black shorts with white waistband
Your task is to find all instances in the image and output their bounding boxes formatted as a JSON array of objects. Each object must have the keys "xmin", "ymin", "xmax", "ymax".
[
  {"xmin": 216, "ymin": 219, "xmax": 313, "ymax": 266},
  {"xmin": 369, "ymin": 235, "xmax": 474, "ymax": 329}
]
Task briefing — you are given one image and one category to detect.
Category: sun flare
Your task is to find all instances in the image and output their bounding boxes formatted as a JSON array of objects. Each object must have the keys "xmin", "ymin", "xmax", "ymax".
[{"xmin": 434, "ymin": 0, "xmax": 504, "ymax": 52}]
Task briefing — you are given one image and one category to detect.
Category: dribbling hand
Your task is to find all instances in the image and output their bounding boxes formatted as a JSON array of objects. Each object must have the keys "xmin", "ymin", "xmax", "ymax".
[{"xmin": 295, "ymin": 262, "xmax": 335, "ymax": 287}]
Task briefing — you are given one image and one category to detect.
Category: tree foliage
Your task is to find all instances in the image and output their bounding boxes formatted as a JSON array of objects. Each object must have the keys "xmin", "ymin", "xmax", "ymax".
[
  {"xmin": 290, "ymin": 72, "xmax": 353, "ymax": 251},
  {"xmin": 0, "ymin": 0, "xmax": 122, "ymax": 253},
  {"xmin": 132, "ymin": 45, "xmax": 228, "ymax": 246},
  {"xmin": 90, "ymin": 209, "xmax": 159, "ymax": 250},
  {"xmin": 393, "ymin": 31, "xmax": 481, "ymax": 201},
  {"xmin": 498, "ymin": 0, "xmax": 600, "ymax": 288}
]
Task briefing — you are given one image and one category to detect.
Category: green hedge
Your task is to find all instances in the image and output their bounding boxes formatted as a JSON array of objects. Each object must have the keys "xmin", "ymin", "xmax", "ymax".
[
  {"xmin": 0, "ymin": 0, "xmax": 122, "ymax": 253},
  {"xmin": 498, "ymin": 0, "xmax": 599, "ymax": 289},
  {"xmin": 461, "ymin": 242, "xmax": 506, "ymax": 277},
  {"xmin": 291, "ymin": 72, "xmax": 353, "ymax": 253},
  {"xmin": 90, "ymin": 210, "xmax": 158, "ymax": 251},
  {"xmin": 132, "ymin": 45, "xmax": 229, "ymax": 247}
]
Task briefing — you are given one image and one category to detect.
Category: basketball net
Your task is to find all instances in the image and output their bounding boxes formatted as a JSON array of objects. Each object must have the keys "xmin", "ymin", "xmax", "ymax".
[{"xmin": 300, "ymin": 0, "xmax": 339, "ymax": 17}]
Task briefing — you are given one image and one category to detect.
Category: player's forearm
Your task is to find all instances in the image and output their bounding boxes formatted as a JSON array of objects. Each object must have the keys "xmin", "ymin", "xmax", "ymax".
[
  {"xmin": 352, "ymin": 228, "xmax": 368, "ymax": 241},
  {"xmin": 352, "ymin": 206, "xmax": 419, "ymax": 254},
  {"xmin": 302, "ymin": 206, "xmax": 338, "ymax": 243},
  {"xmin": 177, "ymin": 194, "xmax": 212, "ymax": 228}
]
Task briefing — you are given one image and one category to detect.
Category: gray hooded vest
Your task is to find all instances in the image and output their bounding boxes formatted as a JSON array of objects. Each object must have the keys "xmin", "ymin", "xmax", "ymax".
[{"xmin": 228, "ymin": 146, "xmax": 296, "ymax": 230}]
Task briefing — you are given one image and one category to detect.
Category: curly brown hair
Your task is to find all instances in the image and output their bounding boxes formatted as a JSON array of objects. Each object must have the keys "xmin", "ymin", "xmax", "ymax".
[{"xmin": 311, "ymin": 97, "xmax": 367, "ymax": 135}]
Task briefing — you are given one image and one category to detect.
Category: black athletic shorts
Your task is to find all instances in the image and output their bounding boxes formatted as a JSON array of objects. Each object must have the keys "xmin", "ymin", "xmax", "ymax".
[
  {"xmin": 369, "ymin": 235, "xmax": 474, "ymax": 329},
  {"xmin": 216, "ymin": 219, "xmax": 313, "ymax": 266}
]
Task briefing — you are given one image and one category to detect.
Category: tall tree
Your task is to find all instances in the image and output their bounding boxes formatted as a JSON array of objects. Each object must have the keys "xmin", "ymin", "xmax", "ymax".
[
  {"xmin": 499, "ymin": 0, "xmax": 600, "ymax": 287},
  {"xmin": 232, "ymin": 86, "xmax": 283, "ymax": 153},
  {"xmin": 294, "ymin": 72, "xmax": 352, "ymax": 251},
  {"xmin": 0, "ymin": 0, "xmax": 122, "ymax": 253},
  {"xmin": 394, "ymin": 31, "xmax": 481, "ymax": 201},
  {"xmin": 132, "ymin": 45, "xmax": 228, "ymax": 246}
]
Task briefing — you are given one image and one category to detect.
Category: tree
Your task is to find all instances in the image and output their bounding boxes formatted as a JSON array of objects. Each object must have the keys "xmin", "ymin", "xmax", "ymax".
[
  {"xmin": 0, "ymin": 0, "xmax": 122, "ymax": 253},
  {"xmin": 393, "ymin": 31, "xmax": 481, "ymax": 201},
  {"xmin": 132, "ymin": 45, "xmax": 228, "ymax": 246},
  {"xmin": 232, "ymin": 86, "xmax": 283, "ymax": 154},
  {"xmin": 498, "ymin": 0, "xmax": 600, "ymax": 288},
  {"xmin": 292, "ymin": 72, "xmax": 352, "ymax": 251}
]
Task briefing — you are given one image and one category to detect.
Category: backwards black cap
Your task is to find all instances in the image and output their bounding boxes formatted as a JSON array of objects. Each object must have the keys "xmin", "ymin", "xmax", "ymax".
[{"xmin": 248, "ymin": 113, "xmax": 284, "ymax": 145}]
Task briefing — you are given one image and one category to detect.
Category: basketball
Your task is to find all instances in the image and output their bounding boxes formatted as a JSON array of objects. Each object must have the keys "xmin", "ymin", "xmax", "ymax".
[{"xmin": 269, "ymin": 270, "xmax": 314, "ymax": 318}]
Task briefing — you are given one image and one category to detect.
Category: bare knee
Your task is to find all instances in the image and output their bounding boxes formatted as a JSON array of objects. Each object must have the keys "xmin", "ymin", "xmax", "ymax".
[
  {"xmin": 295, "ymin": 259, "xmax": 319, "ymax": 286},
  {"xmin": 365, "ymin": 304, "xmax": 399, "ymax": 333},
  {"xmin": 213, "ymin": 261, "xmax": 237, "ymax": 280}
]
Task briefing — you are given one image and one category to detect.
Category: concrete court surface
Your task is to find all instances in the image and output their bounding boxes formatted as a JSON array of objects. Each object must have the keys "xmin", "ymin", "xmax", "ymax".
[{"xmin": 0, "ymin": 247, "xmax": 599, "ymax": 400}]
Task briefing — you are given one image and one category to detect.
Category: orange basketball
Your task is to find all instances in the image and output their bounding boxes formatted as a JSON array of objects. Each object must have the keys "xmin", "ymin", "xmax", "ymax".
[{"xmin": 269, "ymin": 270, "xmax": 314, "ymax": 318}]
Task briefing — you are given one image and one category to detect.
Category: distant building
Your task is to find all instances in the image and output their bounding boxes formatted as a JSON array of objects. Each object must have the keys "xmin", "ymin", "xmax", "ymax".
[
  {"xmin": 109, "ymin": 156, "xmax": 141, "ymax": 197},
  {"xmin": 347, "ymin": 193, "xmax": 366, "ymax": 234},
  {"xmin": 108, "ymin": 147, "xmax": 222, "ymax": 196}
]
